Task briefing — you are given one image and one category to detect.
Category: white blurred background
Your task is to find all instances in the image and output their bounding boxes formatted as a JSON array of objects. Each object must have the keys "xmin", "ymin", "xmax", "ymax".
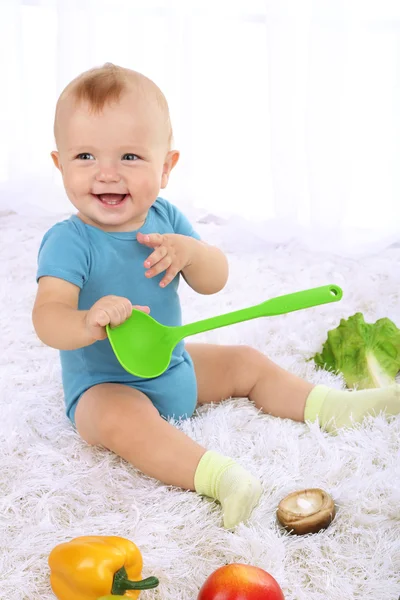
[{"xmin": 2, "ymin": 0, "xmax": 400, "ymax": 253}]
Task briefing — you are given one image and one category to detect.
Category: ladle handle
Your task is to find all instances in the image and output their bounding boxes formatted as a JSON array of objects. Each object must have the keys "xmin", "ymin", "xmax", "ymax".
[{"xmin": 176, "ymin": 285, "xmax": 342, "ymax": 340}]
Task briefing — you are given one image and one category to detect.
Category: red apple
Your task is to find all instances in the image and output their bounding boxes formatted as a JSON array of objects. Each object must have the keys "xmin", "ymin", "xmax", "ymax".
[{"xmin": 197, "ymin": 564, "xmax": 285, "ymax": 600}]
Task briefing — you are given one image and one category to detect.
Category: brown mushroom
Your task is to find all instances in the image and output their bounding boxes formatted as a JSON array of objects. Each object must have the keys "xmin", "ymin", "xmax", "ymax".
[{"xmin": 277, "ymin": 488, "xmax": 336, "ymax": 535}]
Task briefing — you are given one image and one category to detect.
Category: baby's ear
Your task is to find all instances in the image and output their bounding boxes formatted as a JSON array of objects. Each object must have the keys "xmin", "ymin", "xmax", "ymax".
[
  {"xmin": 51, "ymin": 151, "xmax": 62, "ymax": 172},
  {"xmin": 161, "ymin": 150, "xmax": 179, "ymax": 188}
]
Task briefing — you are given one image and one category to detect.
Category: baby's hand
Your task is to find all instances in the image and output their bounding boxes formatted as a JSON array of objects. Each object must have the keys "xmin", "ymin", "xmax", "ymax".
[
  {"xmin": 85, "ymin": 295, "xmax": 150, "ymax": 341},
  {"xmin": 137, "ymin": 232, "xmax": 194, "ymax": 288}
]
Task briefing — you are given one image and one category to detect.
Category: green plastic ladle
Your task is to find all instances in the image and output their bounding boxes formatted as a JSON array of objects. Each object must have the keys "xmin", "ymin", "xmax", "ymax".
[{"xmin": 106, "ymin": 284, "xmax": 342, "ymax": 379}]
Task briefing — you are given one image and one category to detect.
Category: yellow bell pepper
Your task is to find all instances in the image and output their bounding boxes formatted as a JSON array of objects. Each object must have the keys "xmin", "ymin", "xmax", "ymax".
[{"xmin": 48, "ymin": 535, "xmax": 159, "ymax": 600}]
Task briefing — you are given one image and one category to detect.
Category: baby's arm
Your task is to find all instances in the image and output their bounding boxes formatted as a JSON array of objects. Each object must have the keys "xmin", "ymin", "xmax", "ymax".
[
  {"xmin": 181, "ymin": 238, "xmax": 229, "ymax": 295},
  {"xmin": 33, "ymin": 276, "xmax": 149, "ymax": 350},
  {"xmin": 137, "ymin": 232, "xmax": 228, "ymax": 295},
  {"xmin": 33, "ymin": 276, "xmax": 91, "ymax": 350}
]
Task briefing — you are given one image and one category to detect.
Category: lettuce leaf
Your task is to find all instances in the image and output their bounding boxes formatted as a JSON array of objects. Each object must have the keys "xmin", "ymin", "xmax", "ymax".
[{"xmin": 311, "ymin": 312, "xmax": 400, "ymax": 388}]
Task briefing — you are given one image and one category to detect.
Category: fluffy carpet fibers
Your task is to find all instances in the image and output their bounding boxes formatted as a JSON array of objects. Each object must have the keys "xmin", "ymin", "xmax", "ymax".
[{"xmin": 1, "ymin": 209, "xmax": 400, "ymax": 600}]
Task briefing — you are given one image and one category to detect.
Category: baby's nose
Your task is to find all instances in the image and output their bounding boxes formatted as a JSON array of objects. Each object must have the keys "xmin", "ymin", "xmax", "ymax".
[{"xmin": 96, "ymin": 165, "xmax": 121, "ymax": 183}]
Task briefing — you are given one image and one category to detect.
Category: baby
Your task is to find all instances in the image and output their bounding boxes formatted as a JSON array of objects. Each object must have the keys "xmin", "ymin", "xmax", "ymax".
[{"xmin": 33, "ymin": 63, "xmax": 400, "ymax": 529}]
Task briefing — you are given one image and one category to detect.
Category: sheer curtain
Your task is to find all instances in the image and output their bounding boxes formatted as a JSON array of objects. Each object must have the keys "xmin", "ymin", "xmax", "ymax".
[{"xmin": 2, "ymin": 0, "xmax": 400, "ymax": 253}]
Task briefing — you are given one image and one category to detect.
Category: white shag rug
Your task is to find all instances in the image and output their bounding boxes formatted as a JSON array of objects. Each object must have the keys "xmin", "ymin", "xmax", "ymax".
[{"xmin": 1, "ymin": 209, "xmax": 400, "ymax": 600}]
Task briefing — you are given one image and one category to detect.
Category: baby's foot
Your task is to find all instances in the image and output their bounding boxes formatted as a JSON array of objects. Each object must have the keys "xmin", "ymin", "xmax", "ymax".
[
  {"xmin": 219, "ymin": 464, "xmax": 262, "ymax": 529},
  {"xmin": 305, "ymin": 384, "xmax": 400, "ymax": 431},
  {"xmin": 194, "ymin": 450, "xmax": 262, "ymax": 529}
]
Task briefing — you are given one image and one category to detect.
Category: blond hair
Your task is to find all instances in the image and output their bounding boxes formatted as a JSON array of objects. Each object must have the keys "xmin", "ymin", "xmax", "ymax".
[{"xmin": 54, "ymin": 63, "xmax": 172, "ymax": 144}]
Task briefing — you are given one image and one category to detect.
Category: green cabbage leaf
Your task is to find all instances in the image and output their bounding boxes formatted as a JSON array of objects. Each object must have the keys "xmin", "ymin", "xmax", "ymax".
[{"xmin": 311, "ymin": 313, "xmax": 400, "ymax": 388}]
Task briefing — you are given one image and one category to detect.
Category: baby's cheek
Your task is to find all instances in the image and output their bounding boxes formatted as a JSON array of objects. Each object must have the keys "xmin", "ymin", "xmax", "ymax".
[
  {"xmin": 134, "ymin": 168, "xmax": 161, "ymax": 197},
  {"xmin": 65, "ymin": 168, "xmax": 88, "ymax": 193}
]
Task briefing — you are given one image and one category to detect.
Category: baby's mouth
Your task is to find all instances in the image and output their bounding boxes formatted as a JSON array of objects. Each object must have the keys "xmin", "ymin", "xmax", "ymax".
[{"xmin": 94, "ymin": 193, "xmax": 129, "ymax": 206}]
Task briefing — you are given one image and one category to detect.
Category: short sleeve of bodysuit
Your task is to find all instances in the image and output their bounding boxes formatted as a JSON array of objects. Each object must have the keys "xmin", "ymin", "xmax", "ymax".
[
  {"xmin": 36, "ymin": 220, "xmax": 90, "ymax": 289},
  {"xmin": 164, "ymin": 200, "xmax": 201, "ymax": 240}
]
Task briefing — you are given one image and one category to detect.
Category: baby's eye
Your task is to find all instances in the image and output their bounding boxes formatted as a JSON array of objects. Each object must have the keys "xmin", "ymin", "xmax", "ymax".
[
  {"xmin": 122, "ymin": 153, "xmax": 140, "ymax": 161},
  {"xmin": 76, "ymin": 153, "xmax": 94, "ymax": 160}
]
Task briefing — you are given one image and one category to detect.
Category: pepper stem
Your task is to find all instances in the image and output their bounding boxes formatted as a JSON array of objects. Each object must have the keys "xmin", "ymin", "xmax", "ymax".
[{"xmin": 112, "ymin": 566, "xmax": 159, "ymax": 594}]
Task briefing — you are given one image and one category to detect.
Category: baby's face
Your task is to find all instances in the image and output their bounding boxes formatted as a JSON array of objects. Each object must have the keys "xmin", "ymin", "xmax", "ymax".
[{"xmin": 52, "ymin": 91, "xmax": 177, "ymax": 231}]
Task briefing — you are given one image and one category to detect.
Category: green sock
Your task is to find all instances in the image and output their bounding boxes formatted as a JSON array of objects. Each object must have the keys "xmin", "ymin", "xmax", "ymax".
[
  {"xmin": 304, "ymin": 384, "xmax": 400, "ymax": 432},
  {"xmin": 194, "ymin": 450, "xmax": 262, "ymax": 529}
]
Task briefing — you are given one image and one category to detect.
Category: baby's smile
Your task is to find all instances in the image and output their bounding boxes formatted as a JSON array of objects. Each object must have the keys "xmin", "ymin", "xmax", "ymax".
[{"xmin": 91, "ymin": 192, "xmax": 130, "ymax": 207}]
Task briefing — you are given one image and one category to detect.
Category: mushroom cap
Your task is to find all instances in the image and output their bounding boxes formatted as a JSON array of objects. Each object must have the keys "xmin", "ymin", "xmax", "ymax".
[{"xmin": 277, "ymin": 488, "xmax": 336, "ymax": 535}]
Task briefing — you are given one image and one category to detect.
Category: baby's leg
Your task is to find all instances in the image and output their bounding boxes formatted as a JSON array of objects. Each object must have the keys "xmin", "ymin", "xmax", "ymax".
[
  {"xmin": 75, "ymin": 381, "xmax": 262, "ymax": 528},
  {"xmin": 75, "ymin": 382, "xmax": 205, "ymax": 489},
  {"xmin": 187, "ymin": 343, "xmax": 312, "ymax": 421},
  {"xmin": 187, "ymin": 343, "xmax": 400, "ymax": 431}
]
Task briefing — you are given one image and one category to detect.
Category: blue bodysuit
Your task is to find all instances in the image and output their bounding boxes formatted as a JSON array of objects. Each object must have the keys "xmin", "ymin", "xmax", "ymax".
[{"xmin": 36, "ymin": 198, "xmax": 200, "ymax": 424}]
